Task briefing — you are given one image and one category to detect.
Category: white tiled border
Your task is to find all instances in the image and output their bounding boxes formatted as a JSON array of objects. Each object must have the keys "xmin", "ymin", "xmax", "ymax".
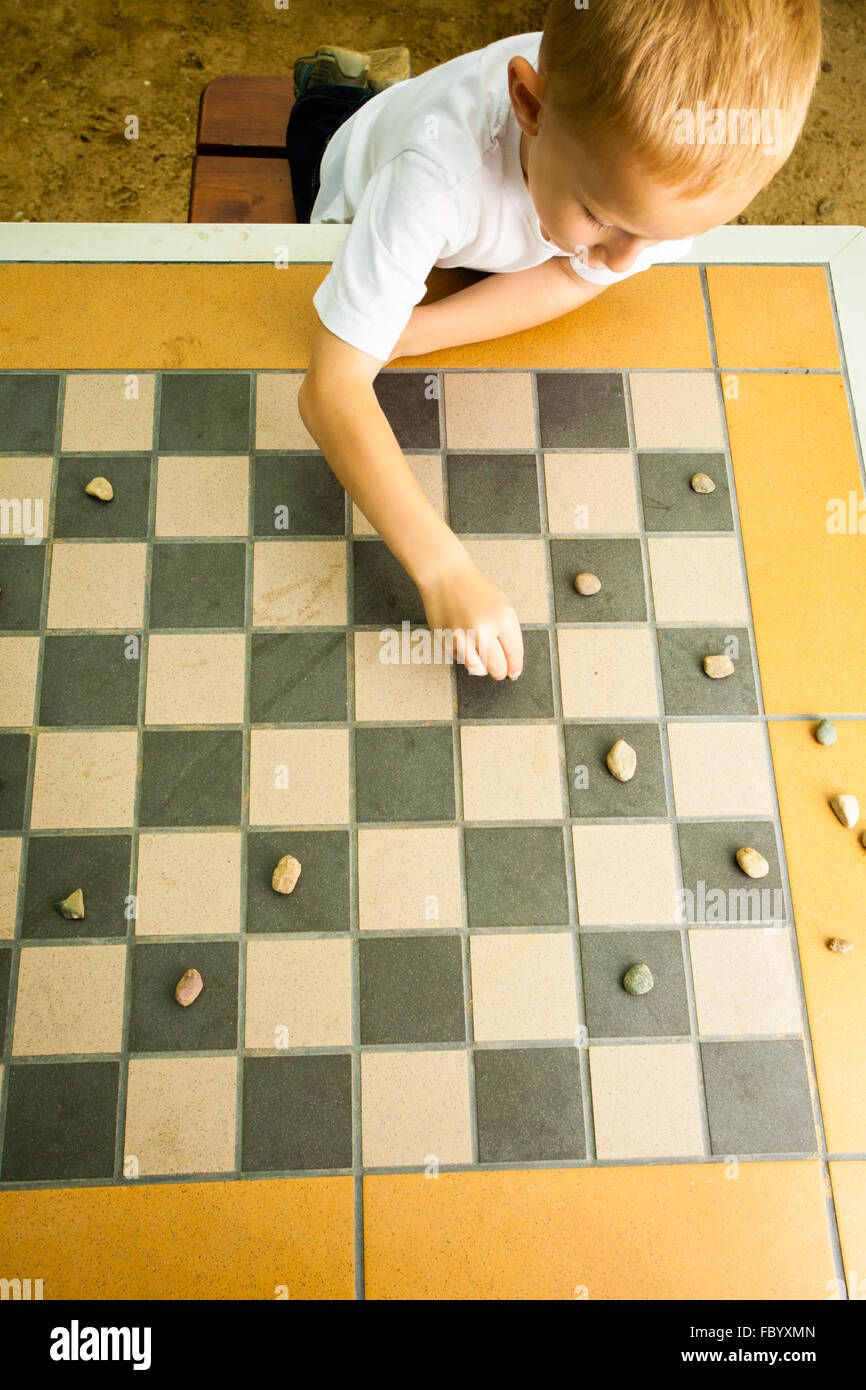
[{"xmin": 0, "ymin": 221, "xmax": 863, "ymax": 448}]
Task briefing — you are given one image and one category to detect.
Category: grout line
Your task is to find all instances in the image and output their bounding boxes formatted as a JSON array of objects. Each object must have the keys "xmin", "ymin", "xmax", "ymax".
[{"xmin": 344, "ymin": 479, "xmax": 365, "ymax": 1304}]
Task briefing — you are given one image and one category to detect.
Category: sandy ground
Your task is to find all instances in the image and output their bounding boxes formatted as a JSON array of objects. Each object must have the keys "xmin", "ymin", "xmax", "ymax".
[{"xmin": 0, "ymin": 0, "xmax": 863, "ymax": 225}]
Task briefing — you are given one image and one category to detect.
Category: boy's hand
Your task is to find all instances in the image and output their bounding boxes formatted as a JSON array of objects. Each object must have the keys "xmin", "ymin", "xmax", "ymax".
[{"xmin": 417, "ymin": 550, "xmax": 524, "ymax": 680}]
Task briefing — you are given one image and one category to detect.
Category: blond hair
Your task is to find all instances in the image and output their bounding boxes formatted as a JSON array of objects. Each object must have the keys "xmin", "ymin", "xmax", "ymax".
[{"xmin": 538, "ymin": 0, "xmax": 822, "ymax": 192}]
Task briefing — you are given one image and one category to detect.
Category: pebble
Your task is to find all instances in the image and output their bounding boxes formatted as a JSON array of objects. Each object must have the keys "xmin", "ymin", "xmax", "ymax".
[
  {"xmin": 830, "ymin": 794, "xmax": 859, "ymax": 828},
  {"xmin": 703, "ymin": 654, "xmax": 734, "ymax": 679},
  {"xmin": 827, "ymin": 936, "xmax": 853, "ymax": 954},
  {"xmin": 55, "ymin": 888, "xmax": 85, "ymax": 919},
  {"xmin": 736, "ymin": 846, "xmax": 769, "ymax": 879},
  {"xmin": 272, "ymin": 854, "xmax": 302, "ymax": 894},
  {"xmin": 85, "ymin": 476, "xmax": 114, "ymax": 501},
  {"xmin": 623, "ymin": 963, "xmax": 654, "ymax": 995},
  {"xmin": 736, "ymin": 214, "xmax": 749, "ymax": 225},
  {"xmin": 814, "ymin": 719, "xmax": 836, "ymax": 745},
  {"xmin": 690, "ymin": 472, "xmax": 716, "ymax": 494},
  {"xmin": 821, "ymin": 60, "xmax": 833, "ymax": 72},
  {"xmin": 606, "ymin": 738, "xmax": 637, "ymax": 782},
  {"xmin": 817, "ymin": 198, "xmax": 836, "ymax": 215},
  {"xmin": 175, "ymin": 968, "xmax": 203, "ymax": 1006},
  {"xmin": 574, "ymin": 572, "xmax": 601, "ymax": 596}
]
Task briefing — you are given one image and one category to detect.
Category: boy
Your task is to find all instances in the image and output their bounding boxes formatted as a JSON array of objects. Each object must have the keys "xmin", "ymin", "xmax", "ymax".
[{"xmin": 290, "ymin": 0, "xmax": 822, "ymax": 679}]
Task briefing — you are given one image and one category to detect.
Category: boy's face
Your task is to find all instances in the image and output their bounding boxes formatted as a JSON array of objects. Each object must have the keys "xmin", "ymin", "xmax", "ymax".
[{"xmin": 511, "ymin": 59, "xmax": 766, "ymax": 273}]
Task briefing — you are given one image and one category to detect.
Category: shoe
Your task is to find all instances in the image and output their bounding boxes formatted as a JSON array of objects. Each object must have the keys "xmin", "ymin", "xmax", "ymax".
[
  {"xmin": 366, "ymin": 46, "xmax": 412, "ymax": 94},
  {"xmin": 293, "ymin": 46, "xmax": 371, "ymax": 98}
]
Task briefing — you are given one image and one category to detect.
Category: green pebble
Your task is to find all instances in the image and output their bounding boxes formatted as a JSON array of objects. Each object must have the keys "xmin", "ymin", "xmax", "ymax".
[
  {"xmin": 815, "ymin": 719, "xmax": 837, "ymax": 746},
  {"xmin": 817, "ymin": 198, "xmax": 836, "ymax": 215},
  {"xmin": 55, "ymin": 888, "xmax": 85, "ymax": 920},
  {"xmin": 623, "ymin": 963, "xmax": 654, "ymax": 996}
]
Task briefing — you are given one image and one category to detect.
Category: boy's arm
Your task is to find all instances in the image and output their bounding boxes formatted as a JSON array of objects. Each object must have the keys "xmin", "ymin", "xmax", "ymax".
[
  {"xmin": 390, "ymin": 256, "xmax": 607, "ymax": 359},
  {"xmin": 298, "ymin": 326, "xmax": 525, "ymax": 680}
]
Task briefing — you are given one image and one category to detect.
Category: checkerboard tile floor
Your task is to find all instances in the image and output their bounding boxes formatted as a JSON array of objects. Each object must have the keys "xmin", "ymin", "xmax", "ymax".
[{"xmin": 0, "ymin": 365, "xmax": 822, "ymax": 1186}]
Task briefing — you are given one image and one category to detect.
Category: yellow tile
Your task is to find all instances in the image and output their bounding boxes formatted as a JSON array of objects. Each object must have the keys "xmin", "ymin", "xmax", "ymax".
[
  {"xmin": 135, "ymin": 831, "xmax": 242, "ymax": 936},
  {"xmin": 358, "ymin": 827, "xmax": 462, "ymax": 931},
  {"xmin": 0, "ymin": 635, "xmax": 39, "ymax": 725},
  {"xmin": 443, "ymin": 372, "xmax": 535, "ymax": 449},
  {"xmin": 708, "ymin": 266, "xmax": 840, "ymax": 369},
  {"xmin": 244, "ymin": 939, "xmax": 352, "ymax": 1048},
  {"xmin": 689, "ymin": 928, "xmax": 803, "ymax": 1036},
  {"xmin": 60, "ymin": 373, "xmax": 156, "ymax": 451},
  {"xmin": 667, "ymin": 722, "xmax": 775, "ymax": 817},
  {"xmin": 252, "ymin": 539, "xmax": 347, "ymax": 627},
  {"xmin": 353, "ymin": 630, "xmax": 453, "ymax": 721},
  {"xmin": 0, "ymin": 1176, "xmax": 354, "ymax": 1299},
  {"xmin": 363, "ymin": 1161, "xmax": 833, "ymax": 1299},
  {"xmin": 828, "ymin": 1162, "xmax": 866, "ymax": 1298},
  {"xmin": 155, "ymin": 456, "xmax": 250, "ymax": 537},
  {"xmin": 30, "ymin": 730, "xmax": 138, "ymax": 829},
  {"xmin": 767, "ymin": 719, "xmax": 866, "ymax": 1152},
  {"xmin": 0, "ymin": 458, "xmax": 53, "ymax": 539},
  {"xmin": 360, "ymin": 1051, "xmax": 472, "ymax": 1168},
  {"xmin": 590, "ymin": 1043, "xmax": 704, "ymax": 1159},
  {"xmin": 544, "ymin": 453, "xmax": 639, "ymax": 534},
  {"xmin": 648, "ymin": 536, "xmax": 748, "ymax": 623},
  {"xmin": 629, "ymin": 372, "xmax": 725, "ymax": 449},
  {"xmin": 13, "ymin": 944, "xmax": 126, "ymax": 1055},
  {"xmin": 460, "ymin": 724, "xmax": 563, "ymax": 821},
  {"xmin": 255, "ymin": 372, "xmax": 318, "ymax": 449},
  {"xmin": 725, "ymin": 373, "xmax": 865, "ymax": 712},
  {"xmin": 46, "ymin": 541, "xmax": 147, "ymax": 629},
  {"xmin": 249, "ymin": 728, "xmax": 349, "ymax": 825},
  {"xmin": 0, "ymin": 265, "xmax": 711, "ymax": 370},
  {"xmin": 0, "ymin": 836, "xmax": 22, "ymax": 939},
  {"xmin": 145, "ymin": 633, "xmax": 246, "ymax": 724},
  {"xmin": 469, "ymin": 933, "xmax": 578, "ymax": 1042},
  {"xmin": 557, "ymin": 629, "xmax": 659, "ymax": 718},
  {"xmin": 461, "ymin": 538, "xmax": 549, "ymax": 624},
  {"xmin": 353, "ymin": 454, "xmax": 443, "ymax": 535},
  {"xmin": 572, "ymin": 824, "xmax": 679, "ymax": 925},
  {"xmin": 124, "ymin": 1056, "xmax": 238, "ymax": 1176}
]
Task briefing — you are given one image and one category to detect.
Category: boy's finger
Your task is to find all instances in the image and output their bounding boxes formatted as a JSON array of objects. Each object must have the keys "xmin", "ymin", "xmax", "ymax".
[
  {"xmin": 453, "ymin": 628, "xmax": 486, "ymax": 676},
  {"xmin": 501, "ymin": 612, "xmax": 525, "ymax": 680},
  {"xmin": 480, "ymin": 632, "xmax": 509, "ymax": 681}
]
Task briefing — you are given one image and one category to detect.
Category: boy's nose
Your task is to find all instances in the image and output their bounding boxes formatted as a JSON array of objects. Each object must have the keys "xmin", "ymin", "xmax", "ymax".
[{"xmin": 601, "ymin": 237, "xmax": 656, "ymax": 273}]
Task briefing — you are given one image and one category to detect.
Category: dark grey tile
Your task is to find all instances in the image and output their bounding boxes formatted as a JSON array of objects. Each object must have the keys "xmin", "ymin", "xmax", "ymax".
[
  {"xmin": 580, "ymin": 931, "xmax": 690, "ymax": 1038},
  {"xmin": 242, "ymin": 1055, "xmax": 353, "ymax": 1171},
  {"xmin": 373, "ymin": 370, "xmax": 440, "ymax": 449},
  {"xmin": 564, "ymin": 723, "xmax": 667, "ymax": 818},
  {"xmin": 657, "ymin": 627, "xmax": 759, "ymax": 716},
  {"xmin": 447, "ymin": 454, "xmax": 540, "ymax": 533},
  {"xmin": 250, "ymin": 632, "xmax": 347, "ymax": 723},
  {"xmin": 355, "ymin": 726, "xmax": 455, "ymax": 822},
  {"xmin": 253, "ymin": 454, "xmax": 346, "ymax": 536},
  {"xmin": 158, "ymin": 372, "xmax": 251, "ymax": 452},
  {"xmin": 676, "ymin": 821, "xmax": 784, "ymax": 925},
  {"xmin": 550, "ymin": 538, "xmax": 646, "ymax": 622},
  {"xmin": 474, "ymin": 1046, "xmax": 585, "ymax": 1161},
  {"xmin": 128, "ymin": 940, "xmax": 239, "ymax": 1052},
  {"xmin": 537, "ymin": 372, "xmax": 628, "ymax": 449},
  {"xmin": 464, "ymin": 826, "xmax": 569, "ymax": 927},
  {"xmin": 457, "ymin": 628, "xmax": 552, "ymax": 719},
  {"xmin": 149, "ymin": 541, "xmax": 247, "ymax": 628},
  {"xmin": 139, "ymin": 730, "xmax": 244, "ymax": 827},
  {"xmin": 54, "ymin": 456, "xmax": 152, "ymax": 538},
  {"xmin": 352, "ymin": 540, "xmax": 426, "ymax": 625},
  {"xmin": 701, "ymin": 1040, "xmax": 816, "ymax": 1154},
  {"xmin": 1, "ymin": 1060, "xmax": 119, "ymax": 1180},
  {"xmin": 0, "ymin": 373, "xmax": 59, "ymax": 452},
  {"xmin": 22, "ymin": 833, "xmax": 132, "ymax": 939},
  {"xmin": 0, "ymin": 543, "xmax": 46, "ymax": 631},
  {"xmin": 638, "ymin": 453, "xmax": 733, "ymax": 532},
  {"xmin": 245, "ymin": 830, "xmax": 350, "ymax": 933},
  {"xmin": 39, "ymin": 634, "xmax": 140, "ymax": 727},
  {"xmin": 359, "ymin": 935, "xmax": 465, "ymax": 1045}
]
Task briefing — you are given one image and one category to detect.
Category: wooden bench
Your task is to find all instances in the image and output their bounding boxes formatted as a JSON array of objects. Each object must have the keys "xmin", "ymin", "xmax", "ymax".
[{"xmin": 188, "ymin": 76, "xmax": 297, "ymax": 223}]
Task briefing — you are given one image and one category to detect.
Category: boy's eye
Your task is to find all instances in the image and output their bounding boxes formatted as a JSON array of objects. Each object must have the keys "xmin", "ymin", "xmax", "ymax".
[{"xmin": 582, "ymin": 205, "xmax": 610, "ymax": 231}]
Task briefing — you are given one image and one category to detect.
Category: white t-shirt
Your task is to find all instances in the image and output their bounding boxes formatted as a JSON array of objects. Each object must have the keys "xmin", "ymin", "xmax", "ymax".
[{"xmin": 311, "ymin": 31, "xmax": 693, "ymax": 361}]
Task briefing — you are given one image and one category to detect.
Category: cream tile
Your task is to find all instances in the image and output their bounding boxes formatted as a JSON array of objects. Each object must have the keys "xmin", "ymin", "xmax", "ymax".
[
  {"xmin": 145, "ymin": 633, "xmax": 246, "ymax": 725},
  {"xmin": 60, "ymin": 373, "xmax": 156, "ymax": 452},
  {"xmin": 358, "ymin": 827, "xmax": 462, "ymax": 931},
  {"xmin": 0, "ymin": 458, "xmax": 53, "ymax": 540},
  {"xmin": 124, "ymin": 1056, "xmax": 237, "ymax": 1176},
  {"xmin": 12, "ymin": 943, "xmax": 126, "ymax": 1055},
  {"xmin": 252, "ymin": 540, "xmax": 347, "ymax": 626},
  {"xmin": 245, "ymin": 939, "xmax": 352, "ymax": 1048},
  {"xmin": 544, "ymin": 453, "xmax": 640, "ymax": 533},
  {"xmin": 135, "ymin": 831, "xmax": 242, "ymax": 935},
  {"xmin": 462, "ymin": 538, "xmax": 549, "ymax": 624},
  {"xmin": 470, "ymin": 932, "xmax": 579, "ymax": 1041},
  {"xmin": 155, "ymin": 456, "xmax": 250, "ymax": 538},
  {"xmin": 629, "ymin": 372, "xmax": 725, "ymax": 449},
  {"xmin": 590, "ymin": 1042, "xmax": 705, "ymax": 1158},
  {"xmin": 648, "ymin": 537, "xmax": 748, "ymax": 623},
  {"xmin": 557, "ymin": 628, "xmax": 659, "ymax": 718},
  {"xmin": 689, "ymin": 928, "xmax": 804, "ymax": 1036},
  {"xmin": 361, "ymin": 1050, "xmax": 473, "ymax": 1167},
  {"xmin": 46, "ymin": 542, "xmax": 147, "ymax": 629},
  {"xmin": 353, "ymin": 455, "xmax": 444, "ymax": 535},
  {"xmin": 461, "ymin": 724, "xmax": 563, "ymax": 821},
  {"xmin": 255, "ymin": 372, "xmax": 318, "ymax": 450},
  {"xmin": 0, "ymin": 636, "xmax": 39, "ymax": 725},
  {"xmin": 444, "ymin": 372, "xmax": 536, "ymax": 450},
  {"xmin": 0, "ymin": 837, "xmax": 22, "ymax": 939},
  {"xmin": 572, "ymin": 823, "xmax": 680, "ymax": 925},
  {"xmin": 249, "ymin": 728, "xmax": 349, "ymax": 825},
  {"xmin": 668, "ymin": 722, "xmax": 775, "ymax": 817},
  {"xmin": 30, "ymin": 730, "xmax": 138, "ymax": 829},
  {"xmin": 353, "ymin": 630, "xmax": 453, "ymax": 720}
]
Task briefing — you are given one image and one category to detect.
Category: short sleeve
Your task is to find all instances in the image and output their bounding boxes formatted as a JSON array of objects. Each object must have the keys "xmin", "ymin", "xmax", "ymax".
[
  {"xmin": 312, "ymin": 151, "xmax": 467, "ymax": 360},
  {"xmin": 567, "ymin": 237, "xmax": 695, "ymax": 285}
]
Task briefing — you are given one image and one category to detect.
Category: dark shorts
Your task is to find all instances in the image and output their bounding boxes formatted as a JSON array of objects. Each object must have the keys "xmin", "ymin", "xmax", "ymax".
[{"xmin": 286, "ymin": 85, "xmax": 374, "ymax": 222}]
